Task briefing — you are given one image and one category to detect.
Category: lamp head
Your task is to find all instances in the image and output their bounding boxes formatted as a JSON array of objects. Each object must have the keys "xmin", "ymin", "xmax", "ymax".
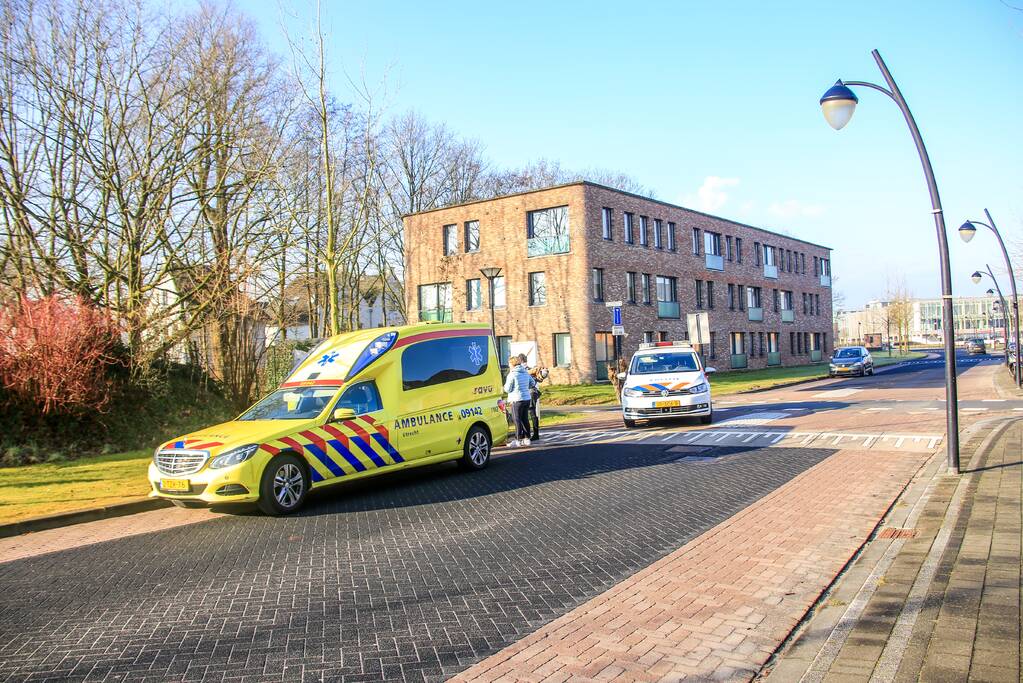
[
  {"xmin": 987, "ymin": 288, "xmax": 996, "ymax": 296},
  {"xmin": 479, "ymin": 266, "xmax": 502, "ymax": 280},
  {"xmin": 971, "ymin": 271, "xmax": 983, "ymax": 285},
  {"xmin": 820, "ymin": 80, "xmax": 859, "ymax": 130},
  {"xmin": 958, "ymin": 221, "xmax": 977, "ymax": 244}
]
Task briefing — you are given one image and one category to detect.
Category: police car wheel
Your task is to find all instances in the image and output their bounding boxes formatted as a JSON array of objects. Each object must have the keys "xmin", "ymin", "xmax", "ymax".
[
  {"xmin": 460, "ymin": 426, "xmax": 491, "ymax": 470},
  {"xmin": 258, "ymin": 454, "xmax": 309, "ymax": 516},
  {"xmin": 700, "ymin": 411, "xmax": 713, "ymax": 425},
  {"xmin": 623, "ymin": 418, "xmax": 637, "ymax": 429}
]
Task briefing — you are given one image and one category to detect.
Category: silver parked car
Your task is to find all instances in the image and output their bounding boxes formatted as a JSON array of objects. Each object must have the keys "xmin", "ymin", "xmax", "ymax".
[{"xmin": 829, "ymin": 346, "xmax": 874, "ymax": 377}]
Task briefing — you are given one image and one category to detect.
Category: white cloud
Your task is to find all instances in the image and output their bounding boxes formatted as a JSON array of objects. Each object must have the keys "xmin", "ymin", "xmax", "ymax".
[
  {"xmin": 686, "ymin": 176, "xmax": 740, "ymax": 213},
  {"xmin": 767, "ymin": 199, "xmax": 825, "ymax": 219}
]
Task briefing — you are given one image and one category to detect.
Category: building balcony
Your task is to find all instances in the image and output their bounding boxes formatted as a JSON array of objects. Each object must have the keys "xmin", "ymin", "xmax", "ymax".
[
  {"xmin": 730, "ymin": 353, "xmax": 748, "ymax": 369},
  {"xmin": 748, "ymin": 307, "xmax": 763, "ymax": 322},
  {"xmin": 527, "ymin": 234, "xmax": 570, "ymax": 257},
  {"xmin": 657, "ymin": 301, "xmax": 680, "ymax": 319},
  {"xmin": 781, "ymin": 309, "xmax": 795, "ymax": 323},
  {"xmin": 419, "ymin": 308, "xmax": 453, "ymax": 323},
  {"xmin": 764, "ymin": 264, "xmax": 778, "ymax": 279},
  {"xmin": 705, "ymin": 253, "xmax": 724, "ymax": 271},
  {"xmin": 767, "ymin": 352, "xmax": 781, "ymax": 366},
  {"xmin": 820, "ymin": 274, "xmax": 831, "ymax": 288}
]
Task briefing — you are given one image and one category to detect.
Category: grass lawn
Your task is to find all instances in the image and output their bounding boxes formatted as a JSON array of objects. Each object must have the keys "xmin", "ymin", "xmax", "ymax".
[
  {"xmin": 542, "ymin": 349, "xmax": 928, "ymax": 406},
  {"xmin": 0, "ymin": 449, "xmax": 153, "ymax": 525}
]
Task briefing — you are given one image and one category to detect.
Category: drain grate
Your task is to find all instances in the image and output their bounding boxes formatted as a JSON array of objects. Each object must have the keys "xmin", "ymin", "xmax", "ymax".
[{"xmin": 877, "ymin": 527, "xmax": 917, "ymax": 539}]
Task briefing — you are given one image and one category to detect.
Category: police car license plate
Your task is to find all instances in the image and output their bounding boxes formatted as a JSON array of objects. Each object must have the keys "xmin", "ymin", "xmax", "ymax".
[
  {"xmin": 161, "ymin": 478, "xmax": 190, "ymax": 492},
  {"xmin": 654, "ymin": 400, "xmax": 681, "ymax": 408}
]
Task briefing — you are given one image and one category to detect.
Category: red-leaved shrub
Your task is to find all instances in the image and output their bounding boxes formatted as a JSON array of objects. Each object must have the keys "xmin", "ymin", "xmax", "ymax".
[{"xmin": 0, "ymin": 296, "xmax": 120, "ymax": 415}]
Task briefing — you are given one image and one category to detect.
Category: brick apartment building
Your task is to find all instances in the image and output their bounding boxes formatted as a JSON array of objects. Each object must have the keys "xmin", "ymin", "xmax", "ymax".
[{"xmin": 404, "ymin": 182, "xmax": 834, "ymax": 384}]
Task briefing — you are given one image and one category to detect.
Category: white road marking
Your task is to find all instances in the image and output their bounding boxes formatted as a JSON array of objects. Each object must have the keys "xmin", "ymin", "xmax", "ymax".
[
  {"xmin": 812, "ymin": 388, "xmax": 862, "ymax": 398},
  {"xmin": 866, "ymin": 408, "xmax": 891, "ymax": 412}
]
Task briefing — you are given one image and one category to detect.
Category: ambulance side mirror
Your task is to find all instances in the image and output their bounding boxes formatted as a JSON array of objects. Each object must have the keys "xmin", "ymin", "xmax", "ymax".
[{"xmin": 332, "ymin": 407, "xmax": 356, "ymax": 422}]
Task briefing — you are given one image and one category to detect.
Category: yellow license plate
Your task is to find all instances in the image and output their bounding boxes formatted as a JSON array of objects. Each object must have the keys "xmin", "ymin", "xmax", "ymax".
[
  {"xmin": 654, "ymin": 400, "xmax": 681, "ymax": 408},
  {"xmin": 837, "ymin": 367, "xmax": 850, "ymax": 372},
  {"xmin": 161, "ymin": 478, "xmax": 190, "ymax": 492}
]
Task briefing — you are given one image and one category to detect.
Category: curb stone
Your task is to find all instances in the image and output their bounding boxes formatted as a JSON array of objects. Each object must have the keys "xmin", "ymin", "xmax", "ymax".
[{"xmin": 0, "ymin": 497, "xmax": 171, "ymax": 539}]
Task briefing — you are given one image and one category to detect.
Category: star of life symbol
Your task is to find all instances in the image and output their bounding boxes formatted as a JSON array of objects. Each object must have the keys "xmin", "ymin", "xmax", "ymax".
[
  {"xmin": 317, "ymin": 351, "xmax": 339, "ymax": 367},
  {"xmin": 468, "ymin": 341, "xmax": 483, "ymax": 366}
]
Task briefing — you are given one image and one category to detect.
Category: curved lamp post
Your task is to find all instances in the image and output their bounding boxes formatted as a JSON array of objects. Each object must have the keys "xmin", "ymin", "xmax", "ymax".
[
  {"xmin": 973, "ymin": 269, "xmax": 1012, "ymax": 368},
  {"xmin": 820, "ymin": 49, "xmax": 960, "ymax": 473},
  {"xmin": 960, "ymin": 210, "xmax": 1020, "ymax": 387},
  {"xmin": 479, "ymin": 266, "xmax": 503, "ymax": 340}
]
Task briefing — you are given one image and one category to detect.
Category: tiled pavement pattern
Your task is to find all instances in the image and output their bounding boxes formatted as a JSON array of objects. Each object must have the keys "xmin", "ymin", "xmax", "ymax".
[
  {"xmin": 0, "ymin": 442, "xmax": 831, "ymax": 682},
  {"xmin": 452, "ymin": 447, "xmax": 929, "ymax": 683},
  {"xmin": 0, "ymin": 506, "xmax": 222, "ymax": 564},
  {"xmin": 773, "ymin": 418, "xmax": 1022, "ymax": 682}
]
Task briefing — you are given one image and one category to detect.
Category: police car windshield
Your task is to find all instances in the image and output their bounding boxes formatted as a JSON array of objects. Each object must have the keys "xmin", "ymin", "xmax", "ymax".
[
  {"xmin": 630, "ymin": 352, "xmax": 700, "ymax": 375},
  {"xmin": 238, "ymin": 386, "xmax": 340, "ymax": 421}
]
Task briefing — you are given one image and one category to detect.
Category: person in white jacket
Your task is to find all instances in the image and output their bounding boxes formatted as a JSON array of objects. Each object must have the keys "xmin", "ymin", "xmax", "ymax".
[{"xmin": 503, "ymin": 356, "xmax": 535, "ymax": 447}]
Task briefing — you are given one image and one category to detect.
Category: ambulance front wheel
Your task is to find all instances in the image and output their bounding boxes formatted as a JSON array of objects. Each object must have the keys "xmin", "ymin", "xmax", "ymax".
[
  {"xmin": 460, "ymin": 425, "xmax": 491, "ymax": 470},
  {"xmin": 258, "ymin": 453, "xmax": 310, "ymax": 516}
]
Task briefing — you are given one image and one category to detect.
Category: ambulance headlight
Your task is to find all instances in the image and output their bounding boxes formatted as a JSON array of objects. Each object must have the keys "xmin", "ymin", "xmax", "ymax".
[
  {"xmin": 209, "ymin": 444, "xmax": 260, "ymax": 469},
  {"xmin": 622, "ymin": 387, "xmax": 643, "ymax": 397}
]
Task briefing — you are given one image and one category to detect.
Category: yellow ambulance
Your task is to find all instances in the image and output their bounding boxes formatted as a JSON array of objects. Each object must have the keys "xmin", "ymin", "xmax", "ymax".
[{"xmin": 149, "ymin": 323, "xmax": 508, "ymax": 515}]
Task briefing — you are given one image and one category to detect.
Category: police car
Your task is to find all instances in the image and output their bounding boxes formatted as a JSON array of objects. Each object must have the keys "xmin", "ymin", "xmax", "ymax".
[{"xmin": 620, "ymin": 341, "xmax": 716, "ymax": 428}]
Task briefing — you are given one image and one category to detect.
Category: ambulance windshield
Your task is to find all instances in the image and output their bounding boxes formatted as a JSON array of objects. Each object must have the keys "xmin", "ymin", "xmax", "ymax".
[{"xmin": 238, "ymin": 386, "xmax": 340, "ymax": 421}]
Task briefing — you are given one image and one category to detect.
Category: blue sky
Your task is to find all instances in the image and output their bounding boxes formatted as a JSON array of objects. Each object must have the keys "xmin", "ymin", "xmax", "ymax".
[{"xmin": 243, "ymin": 1, "xmax": 1022, "ymax": 309}]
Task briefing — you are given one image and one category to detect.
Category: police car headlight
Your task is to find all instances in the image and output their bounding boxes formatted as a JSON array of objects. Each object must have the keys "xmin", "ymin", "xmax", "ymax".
[
  {"xmin": 688, "ymin": 382, "xmax": 708, "ymax": 394},
  {"xmin": 209, "ymin": 444, "xmax": 260, "ymax": 469},
  {"xmin": 622, "ymin": 387, "xmax": 643, "ymax": 397},
  {"xmin": 852, "ymin": 362, "xmax": 863, "ymax": 367}
]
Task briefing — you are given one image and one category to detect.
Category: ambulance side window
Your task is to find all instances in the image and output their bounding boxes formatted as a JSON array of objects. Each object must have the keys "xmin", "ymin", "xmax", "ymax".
[
  {"xmin": 401, "ymin": 335, "xmax": 490, "ymax": 390},
  {"xmin": 334, "ymin": 381, "xmax": 382, "ymax": 415}
]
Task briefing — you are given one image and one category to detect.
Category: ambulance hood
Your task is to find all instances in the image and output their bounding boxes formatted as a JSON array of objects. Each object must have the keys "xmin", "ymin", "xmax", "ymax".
[{"xmin": 159, "ymin": 420, "xmax": 303, "ymax": 454}]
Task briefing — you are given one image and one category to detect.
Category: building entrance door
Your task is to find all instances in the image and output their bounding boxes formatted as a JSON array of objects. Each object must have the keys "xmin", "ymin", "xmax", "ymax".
[{"xmin": 594, "ymin": 331, "xmax": 615, "ymax": 381}]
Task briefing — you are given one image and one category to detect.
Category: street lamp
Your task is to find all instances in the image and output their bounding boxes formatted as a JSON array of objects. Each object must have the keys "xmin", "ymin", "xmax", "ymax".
[
  {"xmin": 959, "ymin": 210, "xmax": 1021, "ymax": 388},
  {"xmin": 974, "ymin": 267, "xmax": 1013, "ymax": 370},
  {"xmin": 820, "ymin": 49, "xmax": 961, "ymax": 473},
  {"xmin": 479, "ymin": 267, "xmax": 502, "ymax": 340}
]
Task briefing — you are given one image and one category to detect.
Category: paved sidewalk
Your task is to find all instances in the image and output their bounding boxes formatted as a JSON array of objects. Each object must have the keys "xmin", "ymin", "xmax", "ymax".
[
  {"xmin": 452, "ymin": 447, "xmax": 929, "ymax": 682},
  {"xmin": 767, "ymin": 417, "xmax": 1022, "ymax": 682}
]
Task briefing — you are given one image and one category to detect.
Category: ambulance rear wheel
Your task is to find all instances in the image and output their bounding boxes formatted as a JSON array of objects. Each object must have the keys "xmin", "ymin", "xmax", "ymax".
[
  {"xmin": 258, "ymin": 453, "xmax": 309, "ymax": 516},
  {"xmin": 460, "ymin": 426, "xmax": 491, "ymax": 470}
]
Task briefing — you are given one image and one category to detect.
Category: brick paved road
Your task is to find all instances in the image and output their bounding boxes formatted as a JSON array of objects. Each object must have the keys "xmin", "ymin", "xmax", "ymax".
[{"xmin": 0, "ymin": 442, "xmax": 832, "ymax": 682}]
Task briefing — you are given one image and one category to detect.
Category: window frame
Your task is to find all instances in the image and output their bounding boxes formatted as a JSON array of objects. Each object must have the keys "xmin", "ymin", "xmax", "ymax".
[
  {"xmin": 528, "ymin": 271, "xmax": 547, "ymax": 307},
  {"xmin": 464, "ymin": 220, "xmax": 480, "ymax": 253},
  {"xmin": 624, "ymin": 212, "xmax": 635, "ymax": 244},
  {"xmin": 553, "ymin": 332, "xmax": 572, "ymax": 367},
  {"xmin": 466, "ymin": 278, "xmax": 482, "ymax": 311},
  {"xmin": 601, "ymin": 207, "xmax": 613, "ymax": 240},
  {"xmin": 592, "ymin": 267, "xmax": 605, "ymax": 302},
  {"xmin": 442, "ymin": 224, "xmax": 458, "ymax": 256}
]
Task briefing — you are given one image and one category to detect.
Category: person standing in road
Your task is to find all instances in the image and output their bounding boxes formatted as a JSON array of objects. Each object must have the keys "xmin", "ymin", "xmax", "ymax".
[
  {"xmin": 504, "ymin": 355, "xmax": 534, "ymax": 447},
  {"xmin": 518, "ymin": 354, "xmax": 548, "ymax": 441}
]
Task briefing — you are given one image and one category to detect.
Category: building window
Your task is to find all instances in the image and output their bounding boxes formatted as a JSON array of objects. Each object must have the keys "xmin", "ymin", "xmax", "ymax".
[
  {"xmin": 802, "ymin": 292, "xmax": 808, "ymax": 314},
  {"xmin": 821, "ymin": 258, "xmax": 831, "ymax": 276},
  {"xmin": 764, "ymin": 245, "xmax": 776, "ymax": 267},
  {"xmin": 529, "ymin": 272, "xmax": 547, "ymax": 306},
  {"xmin": 768, "ymin": 332, "xmax": 779, "ymax": 353},
  {"xmin": 790, "ymin": 331, "xmax": 796, "ymax": 353},
  {"xmin": 754, "ymin": 241, "xmax": 761, "ymax": 266},
  {"xmin": 692, "ymin": 227, "xmax": 701, "ymax": 255},
  {"xmin": 773, "ymin": 288, "xmax": 780, "ymax": 312},
  {"xmin": 624, "ymin": 212, "xmax": 634, "ymax": 244},
  {"xmin": 726, "ymin": 235, "xmax": 734, "ymax": 261},
  {"xmin": 815, "ymin": 293, "xmax": 821, "ymax": 315},
  {"xmin": 659, "ymin": 331, "xmax": 669, "ymax": 342},
  {"xmin": 497, "ymin": 336, "xmax": 512, "ymax": 367},
  {"xmin": 654, "ymin": 219, "xmax": 663, "ymax": 249},
  {"xmin": 728, "ymin": 284, "xmax": 736, "ymax": 310},
  {"xmin": 707, "ymin": 281, "xmax": 715, "ymax": 309},
  {"xmin": 736, "ymin": 238, "xmax": 743, "ymax": 263},
  {"xmin": 786, "ymin": 250, "xmax": 792, "ymax": 272},
  {"xmin": 527, "ymin": 205, "xmax": 570, "ymax": 256},
  {"xmin": 797, "ymin": 332, "xmax": 803, "ymax": 354},
  {"xmin": 554, "ymin": 333, "xmax": 572, "ymax": 367},
  {"xmin": 466, "ymin": 278, "xmax": 482, "ymax": 311},
  {"xmin": 730, "ymin": 332, "xmax": 745, "ymax": 355},
  {"xmin": 464, "ymin": 221, "xmax": 480, "ymax": 253},
  {"xmin": 695, "ymin": 280, "xmax": 704, "ymax": 309},
  {"xmin": 418, "ymin": 283, "xmax": 452, "ymax": 322},
  {"xmin": 627, "ymin": 272, "xmax": 637, "ymax": 304},
  {"xmin": 490, "ymin": 275, "xmax": 506, "ymax": 308},
  {"xmin": 443, "ymin": 224, "xmax": 458, "ymax": 255},
  {"xmin": 704, "ymin": 231, "xmax": 722, "ymax": 256},
  {"xmin": 639, "ymin": 216, "xmax": 649, "ymax": 246},
  {"xmin": 667, "ymin": 222, "xmax": 676, "ymax": 251},
  {"xmin": 814, "ymin": 256, "xmax": 820, "ymax": 275},
  {"xmin": 782, "ymin": 290, "xmax": 794, "ymax": 311},
  {"xmin": 801, "ymin": 253, "xmax": 806, "ymax": 274},
  {"xmin": 709, "ymin": 331, "xmax": 717, "ymax": 359},
  {"xmin": 642, "ymin": 273, "xmax": 652, "ymax": 305},
  {"xmin": 738, "ymin": 285, "xmax": 746, "ymax": 311},
  {"xmin": 656, "ymin": 276, "xmax": 679, "ymax": 318},
  {"xmin": 758, "ymin": 332, "xmax": 765, "ymax": 357},
  {"xmin": 592, "ymin": 268, "xmax": 605, "ymax": 302},
  {"xmin": 748, "ymin": 286, "xmax": 762, "ymax": 309},
  {"xmin": 643, "ymin": 331, "xmax": 655, "ymax": 344},
  {"xmin": 601, "ymin": 207, "xmax": 613, "ymax": 240}
]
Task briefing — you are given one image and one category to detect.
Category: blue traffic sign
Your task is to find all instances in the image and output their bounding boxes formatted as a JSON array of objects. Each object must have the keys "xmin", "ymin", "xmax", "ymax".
[{"xmin": 612, "ymin": 306, "xmax": 622, "ymax": 326}]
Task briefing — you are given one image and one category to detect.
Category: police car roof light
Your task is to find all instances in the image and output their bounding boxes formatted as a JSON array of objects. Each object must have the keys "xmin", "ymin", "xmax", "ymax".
[{"xmin": 638, "ymin": 341, "xmax": 694, "ymax": 350}]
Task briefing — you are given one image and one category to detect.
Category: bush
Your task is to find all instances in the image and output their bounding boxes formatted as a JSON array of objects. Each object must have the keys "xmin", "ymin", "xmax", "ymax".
[{"xmin": 0, "ymin": 295, "xmax": 120, "ymax": 416}]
